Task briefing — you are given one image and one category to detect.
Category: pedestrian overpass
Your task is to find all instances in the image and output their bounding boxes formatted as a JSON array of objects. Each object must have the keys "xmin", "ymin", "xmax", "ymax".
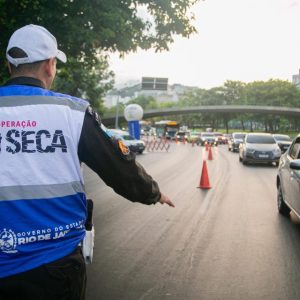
[{"xmin": 101, "ymin": 105, "xmax": 300, "ymax": 126}]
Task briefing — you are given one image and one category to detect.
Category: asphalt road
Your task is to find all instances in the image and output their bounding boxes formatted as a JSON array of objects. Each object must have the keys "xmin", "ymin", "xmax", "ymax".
[{"xmin": 84, "ymin": 143, "xmax": 300, "ymax": 300}]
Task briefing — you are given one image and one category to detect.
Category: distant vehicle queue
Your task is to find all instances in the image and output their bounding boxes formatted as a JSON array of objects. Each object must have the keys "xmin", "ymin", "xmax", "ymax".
[
  {"xmin": 109, "ymin": 120, "xmax": 296, "ymax": 160},
  {"xmin": 107, "ymin": 122, "xmax": 300, "ymax": 228}
]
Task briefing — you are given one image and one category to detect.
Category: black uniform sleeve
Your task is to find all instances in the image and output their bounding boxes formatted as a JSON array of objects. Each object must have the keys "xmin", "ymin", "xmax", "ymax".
[{"xmin": 78, "ymin": 106, "xmax": 161, "ymax": 205}]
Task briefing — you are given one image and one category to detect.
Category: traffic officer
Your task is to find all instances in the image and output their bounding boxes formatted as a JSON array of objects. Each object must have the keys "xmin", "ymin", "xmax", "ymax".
[{"xmin": 0, "ymin": 24, "xmax": 174, "ymax": 300}]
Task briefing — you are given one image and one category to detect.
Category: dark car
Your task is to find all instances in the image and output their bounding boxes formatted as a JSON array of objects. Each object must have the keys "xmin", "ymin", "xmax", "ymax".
[
  {"xmin": 213, "ymin": 132, "xmax": 226, "ymax": 144},
  {"xmin": 239, "ymin": 133, "xmax": 281, "ymax": 166},
  {"xmin": 175, "ymin": 131, "xmax": 190, "ymax": 142},
  {"xmin": 198, "ymin": 132, "xmax": 218, "ymax": 146},
  {"xmin": 228, "ymin": 132, "xmax": 246, "ymax": 152},
  {"xmin": 273, "ymin": 134, "xmax": 292, "ymax": 153},
  {"xmin": 107, "ymin": 129, "xmax": 145, "ymax": 154},
  {"xmin": 276, "ymin": 134, "xmax": 300, "ymax": 217}
]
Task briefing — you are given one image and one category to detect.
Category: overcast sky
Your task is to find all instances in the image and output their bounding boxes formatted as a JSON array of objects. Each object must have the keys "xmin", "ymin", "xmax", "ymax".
[{"xmin": 109, "ymin": 0, "xmax": 300, "ymax": 89}]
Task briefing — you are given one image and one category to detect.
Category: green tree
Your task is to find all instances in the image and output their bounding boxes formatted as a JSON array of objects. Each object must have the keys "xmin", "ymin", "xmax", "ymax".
[
  {"xmin": 0, "ymin": 0, "xmax": 199, "ymax": 113},
  {"xmin": 53, "ymin": 55, "xmax": 114, "ymax": 111},
  {"xmin": 223, "ymin": 80, "xmax": 246, "ymax": 105},
  {"xmin": 243, "ymin": 79, "xmax": 300, "ymax": 132},
  {"xmin": 244, "ymin": 79, "xmax": 300, "ymax": 107}
]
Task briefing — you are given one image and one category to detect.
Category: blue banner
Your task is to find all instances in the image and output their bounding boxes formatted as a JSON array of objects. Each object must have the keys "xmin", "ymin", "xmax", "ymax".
[{"xmin": 128, "ymin": 120, "xmax": 140, "ymax": 140}]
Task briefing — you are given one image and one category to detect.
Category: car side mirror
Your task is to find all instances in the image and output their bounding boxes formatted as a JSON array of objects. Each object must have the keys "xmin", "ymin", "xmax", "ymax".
[{"xmin": 290, "ymin": 159, "xmax": 300, "ymax": 170}]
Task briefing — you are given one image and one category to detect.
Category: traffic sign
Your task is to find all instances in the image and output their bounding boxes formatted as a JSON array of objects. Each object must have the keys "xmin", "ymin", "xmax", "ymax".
[{"xmin": 141, "ymin": 77, "xmax": 168, "ymax": 91}]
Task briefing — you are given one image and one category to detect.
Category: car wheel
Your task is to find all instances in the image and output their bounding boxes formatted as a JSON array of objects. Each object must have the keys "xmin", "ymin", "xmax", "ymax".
[{"xmin": 277, "ymin": 183, "xmax": 291, "ymax": 216}]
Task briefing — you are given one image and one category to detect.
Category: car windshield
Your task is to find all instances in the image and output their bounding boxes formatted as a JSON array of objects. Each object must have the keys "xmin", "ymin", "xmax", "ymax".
[
  {"xmin": 233, "ymin": 134, "xmax": 245, "ymax": 139},
  {"xmin": 273, "ymin": 135, "xmax": 291, "ymax": 142},
  {"xmin": 122, "ymin": 134, "xmax": 134, "ymax": 141},
  {"xmin": 202, "ymin": 133, "xmax": 214, "ymax": 137},
  {"xmin": 108, "ymin": 130, "xmax": 135, "ymax": 141},
  {"xmin": 246, "ymin": 135, "xmax": 275, "ymax": 144},
  {"xmin": 177, "ymin": 132, "xmax": 187, "ymax": 136}
]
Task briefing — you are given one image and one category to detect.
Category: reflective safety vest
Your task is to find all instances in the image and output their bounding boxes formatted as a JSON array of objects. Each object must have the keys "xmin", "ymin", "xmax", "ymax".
[{"xmin": 0, "ymin": 84, "xmax": 89, "ymax": 278}]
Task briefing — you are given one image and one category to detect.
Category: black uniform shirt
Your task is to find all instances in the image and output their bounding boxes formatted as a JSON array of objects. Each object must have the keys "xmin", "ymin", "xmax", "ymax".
[{"xmin": 4, "ymin": 77, "xmax": 161, "ymax": 205}]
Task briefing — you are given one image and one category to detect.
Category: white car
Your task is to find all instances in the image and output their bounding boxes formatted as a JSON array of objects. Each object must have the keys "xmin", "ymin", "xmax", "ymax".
[{"xmin": 107, "ymin": 129, "xmax": 145, "ymax": 154}]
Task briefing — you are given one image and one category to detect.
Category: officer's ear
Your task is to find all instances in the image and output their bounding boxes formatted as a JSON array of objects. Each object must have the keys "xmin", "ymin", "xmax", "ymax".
[
  {"xmin": 43, "ymin": 58, "xmax": 57, "ymax": 89},
  {"xmin": 44, "ymin": 58, "xmax": 56, "ymax": 78},
  {"xmin": 7, "ymin": 62, "xmax": 12, "ymax": 75}
]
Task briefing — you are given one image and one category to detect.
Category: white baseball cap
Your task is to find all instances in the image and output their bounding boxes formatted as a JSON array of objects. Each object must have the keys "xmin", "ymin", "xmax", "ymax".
[{"xmin": 6, "ymin": 24, "xmax": 67, "ymax": 67}]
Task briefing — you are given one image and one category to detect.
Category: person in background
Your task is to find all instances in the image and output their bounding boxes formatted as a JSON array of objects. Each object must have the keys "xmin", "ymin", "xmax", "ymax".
[{"xmin": 0, "ymin": 24, "xmax": 174, "ymax": 300}]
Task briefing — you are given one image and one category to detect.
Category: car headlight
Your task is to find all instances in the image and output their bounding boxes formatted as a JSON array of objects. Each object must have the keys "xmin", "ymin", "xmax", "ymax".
[
  {"xmin": 273, "ymin": 148, "xmax": 281, "ymax": 156},
  {"xmin": 246, "ymin": 148, "xmax": 255, "ymax": 154}
]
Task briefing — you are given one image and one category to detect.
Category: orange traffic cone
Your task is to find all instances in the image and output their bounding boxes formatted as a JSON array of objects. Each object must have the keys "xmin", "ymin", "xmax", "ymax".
[
  {"xmin": 197, "ymin": 160, "xmax": 211, "ymax": 189},
  {"xmin": 205, "ymin": 142, "xmax": 208, "ymax": 151},
  {"xmin": 208, "ymin": 145, "xmax": 213, "ymax": 160}
]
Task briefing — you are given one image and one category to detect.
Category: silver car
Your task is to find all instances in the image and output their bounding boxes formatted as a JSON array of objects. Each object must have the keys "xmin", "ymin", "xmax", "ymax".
[
  {"xmin": 239, "ymin": 133, "xmax": 281, "ymax": 166},
  {"xmin": 273, "ymin": 134, "xmax": 292, "ymax": 153},
  {"xmin": 277, "ymin": 134, "xmax": 300, "ymax": 217}
]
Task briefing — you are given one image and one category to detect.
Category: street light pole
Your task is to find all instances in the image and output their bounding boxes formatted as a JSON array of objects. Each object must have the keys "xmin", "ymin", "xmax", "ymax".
[{"xmin": 115, "ymin": 94, "xmax": 120, "ymax": 129}]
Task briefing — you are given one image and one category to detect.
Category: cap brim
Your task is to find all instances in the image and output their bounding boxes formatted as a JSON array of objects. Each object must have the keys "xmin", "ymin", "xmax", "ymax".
[{"xmin": 56, "ymin": 50, "xmax": 67, "ymax": 63}]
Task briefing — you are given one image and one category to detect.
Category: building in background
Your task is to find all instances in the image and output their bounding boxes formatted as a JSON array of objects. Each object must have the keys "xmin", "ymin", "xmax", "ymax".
[
  {"xmin": 292, "ymin": 69, "xmax": 300, "ymax": 88},
  {"xmin": 104, "ymin": 80, "xmax": 196, "ymax": 108}
]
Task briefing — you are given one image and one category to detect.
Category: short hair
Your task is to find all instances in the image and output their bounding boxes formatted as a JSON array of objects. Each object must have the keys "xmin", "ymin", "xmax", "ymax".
[{"xmin": 8, "ymin": 47, "xmax": 45, "ymax": 75}]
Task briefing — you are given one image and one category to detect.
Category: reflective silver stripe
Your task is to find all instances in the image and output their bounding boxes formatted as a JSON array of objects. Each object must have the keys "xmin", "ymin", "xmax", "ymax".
[
  {"xmin": 0, "ymin": 181, "xmax": 85, "ymax": 201},
  {"xmin": 0, "ymin": 96, "xmax": 88, "ymax": 112}
]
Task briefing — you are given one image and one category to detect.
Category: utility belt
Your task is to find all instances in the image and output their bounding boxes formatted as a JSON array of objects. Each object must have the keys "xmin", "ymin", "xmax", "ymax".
[{"xmin": 82, "ymin": 199, "xmax": 94, "ymax": 264}]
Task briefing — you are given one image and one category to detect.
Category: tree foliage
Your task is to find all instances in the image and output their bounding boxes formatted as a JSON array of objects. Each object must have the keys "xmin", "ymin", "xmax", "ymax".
[
  {"xmin": 244, "ymin": 79, "xmax": 300, "ymax": 107},
  {"xmin": 52, "ymin": 55, "xmax": 113, "ymax": 111},
  {"xmin": 110, "ymin": 79, "xmax": 300, "ymax": 132},
  {"xmin": 0, "ymin": 0, "xmax": 198, "ymax": 112}
]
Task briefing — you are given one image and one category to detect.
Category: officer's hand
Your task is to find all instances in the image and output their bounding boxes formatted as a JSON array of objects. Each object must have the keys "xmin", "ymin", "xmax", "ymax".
[{"xmin": 159, "ymin": 193, "xmax": 175, "ymax": 207}]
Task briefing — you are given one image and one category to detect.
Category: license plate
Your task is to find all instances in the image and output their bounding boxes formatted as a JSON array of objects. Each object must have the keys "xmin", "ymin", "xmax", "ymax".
[{"xmin": 258, "ymin": 154, "xmax": 268, "ymax": 158}]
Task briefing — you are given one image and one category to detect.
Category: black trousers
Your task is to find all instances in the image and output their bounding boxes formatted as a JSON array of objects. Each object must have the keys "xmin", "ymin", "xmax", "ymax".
[{"xmin": 0, "ymin": 247, "xmax": 86, "ymax": 300}]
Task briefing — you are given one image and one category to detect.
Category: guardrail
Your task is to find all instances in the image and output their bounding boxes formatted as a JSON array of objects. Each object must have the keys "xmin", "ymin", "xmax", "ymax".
[{"xmin": 143, "ymin": 137, "xmax": 171, "ymax": 152}]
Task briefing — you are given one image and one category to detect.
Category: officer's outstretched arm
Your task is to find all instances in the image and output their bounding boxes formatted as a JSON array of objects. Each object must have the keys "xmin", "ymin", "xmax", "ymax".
[
  {"xmin": 159, "ymin": 193, "xmax": 175, "ymax": 207},
  {"xmin": 78, "ymin": 106, "xmax": 174, "ymax": 207}
]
